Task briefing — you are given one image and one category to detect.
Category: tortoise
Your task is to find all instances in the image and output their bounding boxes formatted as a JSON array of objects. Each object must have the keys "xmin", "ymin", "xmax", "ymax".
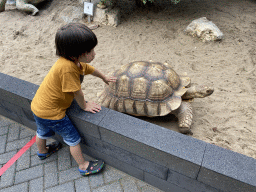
[{"xmin": 97, "ymin": 61, "xmax": 214, "ymax": 134}]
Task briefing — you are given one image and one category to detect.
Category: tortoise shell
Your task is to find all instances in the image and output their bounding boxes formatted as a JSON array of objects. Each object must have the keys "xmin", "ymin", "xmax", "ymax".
[{"xmin": 98, "ymin": 61, "xmax": 191, "ymax": 116}]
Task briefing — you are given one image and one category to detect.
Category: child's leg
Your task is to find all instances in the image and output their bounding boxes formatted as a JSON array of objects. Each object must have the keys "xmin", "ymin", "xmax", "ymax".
[
  {"xmin": 33, "ymin": 113, "xmax": 56, "ymax": 154},
  {"xmin": 47, "ymin": 115, "xmax": 104, "ymax": 174},
  {"xmin": 36, "ymin": 135, "xmax": 49, "ymax": 154},
  {"xmin": 70, "ymin": 143, "xmax": 89, "ymax": 170}
]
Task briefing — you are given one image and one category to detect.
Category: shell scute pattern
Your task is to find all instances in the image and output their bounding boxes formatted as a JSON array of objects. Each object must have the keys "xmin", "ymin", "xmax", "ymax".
[
  {"xmin": 148, "ymin": 79, "xmax": 172, "ymax": 101},
  {"xmin": 117, "ymin": 75, "xmax": 130, "ymax": 98},
  {"xmin": 127, "ymin": 61, "xmax": 148, "ymax": 78},
  {"xmin": 131, "ymin": 77, "xmax": 148, "ymax": 100},
  {"xmin": 165, "ymin": 69, "xmax": 180, "ymax": 89},
  {"xmin": 144, "ymin": 63, "xmax": 165, "ymax": 81},
  {"xmin": 98, "ymin": 61, "xmax": 189, "ymax": 116}
]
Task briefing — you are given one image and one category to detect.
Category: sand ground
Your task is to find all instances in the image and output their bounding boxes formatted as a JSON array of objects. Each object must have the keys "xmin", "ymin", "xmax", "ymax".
[{"xmin": 0, "ymin": 0, "xmax": 256, "ymax": 159}]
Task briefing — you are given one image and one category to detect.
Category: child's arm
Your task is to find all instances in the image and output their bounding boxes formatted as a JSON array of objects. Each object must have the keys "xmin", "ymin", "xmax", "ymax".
[
  {"xmin": 91, "ymin": 69, "xmax": 117, "ymax": 85},
  {"xmin": 74, "ymin": 89, "xmax": 101, "ymax": 113}
]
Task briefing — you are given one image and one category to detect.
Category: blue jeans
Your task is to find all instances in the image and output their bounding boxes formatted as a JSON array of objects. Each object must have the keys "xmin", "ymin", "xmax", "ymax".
[{"xmin": 33, "ymin": 114, "xmax": 81, "ymax": 146}]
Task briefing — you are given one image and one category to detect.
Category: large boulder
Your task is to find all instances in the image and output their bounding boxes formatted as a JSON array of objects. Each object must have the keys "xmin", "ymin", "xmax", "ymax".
[
  {"xmin": 60, "ymin": 6, "xmax": 84, "ymax": 23},
  {"xmin": 93, "ymin": 7, "xmax": 120, "ymax": 27},
  {"xmin": 185, "ymin": 17, "xmax": 224, "ymax": 42}
]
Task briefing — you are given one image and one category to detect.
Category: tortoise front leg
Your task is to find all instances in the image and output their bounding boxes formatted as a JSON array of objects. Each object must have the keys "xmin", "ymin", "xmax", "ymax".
[
  {"xmin": 0, "ymin": 0, "xmax": 7, "ymax": 12},
  {"xmin": 174, "ymin": 101, "xmax": 193, "ymax": 135}
]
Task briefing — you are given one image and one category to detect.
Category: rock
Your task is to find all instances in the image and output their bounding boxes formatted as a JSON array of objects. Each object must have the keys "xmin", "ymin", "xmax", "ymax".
[
  {"xmin": 185, "ymin": 17, "xmax": 224, "ymax": 42},
  {"xmin": 93, "ymin": 7, "xmax": 120, "ymax": 27},
  {"xmin": 106, "ymin": 8, "xmax": 119, "ymax": 27},
  {"xmin": 93, "ymin": 7, "xmax": 108, "ymax": 25},
  {"xmin": 60, "ymin": 6, "xmax": 84, "ymax": 23}
]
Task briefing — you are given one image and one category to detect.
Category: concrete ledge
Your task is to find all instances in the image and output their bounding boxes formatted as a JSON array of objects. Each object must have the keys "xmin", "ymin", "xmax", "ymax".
[
  {"xmin": 198, "ymin": 143, "xmax": 256, "ymax": 192},
  {"xmin": 0, "ymin": 73, "xmax": 37, "ymax": 110},
  {"xmin": 0, "ymin": 72, "xmax": 256, "ymax": 192},
  {"xmin": 98, "ymin": 109, "xmax": 206, "ymax": 179}
]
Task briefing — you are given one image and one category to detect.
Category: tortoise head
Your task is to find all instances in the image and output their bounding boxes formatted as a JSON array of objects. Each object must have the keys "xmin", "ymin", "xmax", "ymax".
[{"xmin": 182, "ymin": 84, "xmax": 214, "ymax": 99}]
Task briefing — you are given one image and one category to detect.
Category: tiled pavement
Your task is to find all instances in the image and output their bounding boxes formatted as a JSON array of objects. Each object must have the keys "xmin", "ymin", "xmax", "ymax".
[{"xmin": 0, "ymin": 115, "xmax": 163, "ymax": 192}]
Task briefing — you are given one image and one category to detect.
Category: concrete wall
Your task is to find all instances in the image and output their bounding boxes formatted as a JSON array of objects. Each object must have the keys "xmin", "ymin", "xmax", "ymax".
[{"xmin": 0, "ymin": 72, "xmax": 255, "ymax": 192}]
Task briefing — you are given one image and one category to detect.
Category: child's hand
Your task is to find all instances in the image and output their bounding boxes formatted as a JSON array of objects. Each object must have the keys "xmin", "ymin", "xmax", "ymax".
[
  {"xmin": 103, "ymin": 76, "xmax": 117, "ymax": 85},
  {"xmin": 84, "ymin": 101, "xmax": 101, "ymax": 113}
]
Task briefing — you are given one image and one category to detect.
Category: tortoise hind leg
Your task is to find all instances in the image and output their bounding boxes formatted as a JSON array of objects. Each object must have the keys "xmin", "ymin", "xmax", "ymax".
[{"xmin": 174, "ymin": 101, "xmax": 193, "ymax": 135}]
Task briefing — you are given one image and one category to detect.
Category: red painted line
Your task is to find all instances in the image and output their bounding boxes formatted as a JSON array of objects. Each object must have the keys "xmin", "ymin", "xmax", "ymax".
[{"xmin": 0, "ymin": 135, "xmax": 36, "ymax": 177}]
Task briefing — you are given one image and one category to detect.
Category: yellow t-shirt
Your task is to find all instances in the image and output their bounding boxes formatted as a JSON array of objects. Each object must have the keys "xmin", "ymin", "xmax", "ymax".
[{"xmin": 31, "ymin": 57, "xmax": 95, "ymax": 120}]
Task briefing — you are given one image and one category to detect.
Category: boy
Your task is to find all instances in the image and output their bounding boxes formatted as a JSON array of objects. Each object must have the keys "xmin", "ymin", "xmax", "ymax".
[{"xmin": 31, "ymin": 23, "xmax": 116, "ymax": 176}]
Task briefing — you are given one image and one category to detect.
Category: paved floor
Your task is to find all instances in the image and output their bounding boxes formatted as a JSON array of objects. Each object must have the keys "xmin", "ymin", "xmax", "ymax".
[{"xmin": 0, "ymin": 115, "xmax": 163, "ymax": 192}]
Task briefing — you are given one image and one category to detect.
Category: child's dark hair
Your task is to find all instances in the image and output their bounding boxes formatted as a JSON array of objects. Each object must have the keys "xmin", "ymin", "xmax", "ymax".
[{"xmin": 55, "ymin": 23, "xmax": 98, "ymax": 61}]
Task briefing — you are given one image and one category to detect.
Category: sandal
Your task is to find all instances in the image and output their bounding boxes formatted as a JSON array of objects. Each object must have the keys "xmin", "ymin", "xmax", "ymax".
[
  {"xmin": 79, "ymin": 160, "xmax": 105, "ymax": 176},
  {"xmin": 37, "ymin": 142, "xmax": 62, "ymax": 160}
]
